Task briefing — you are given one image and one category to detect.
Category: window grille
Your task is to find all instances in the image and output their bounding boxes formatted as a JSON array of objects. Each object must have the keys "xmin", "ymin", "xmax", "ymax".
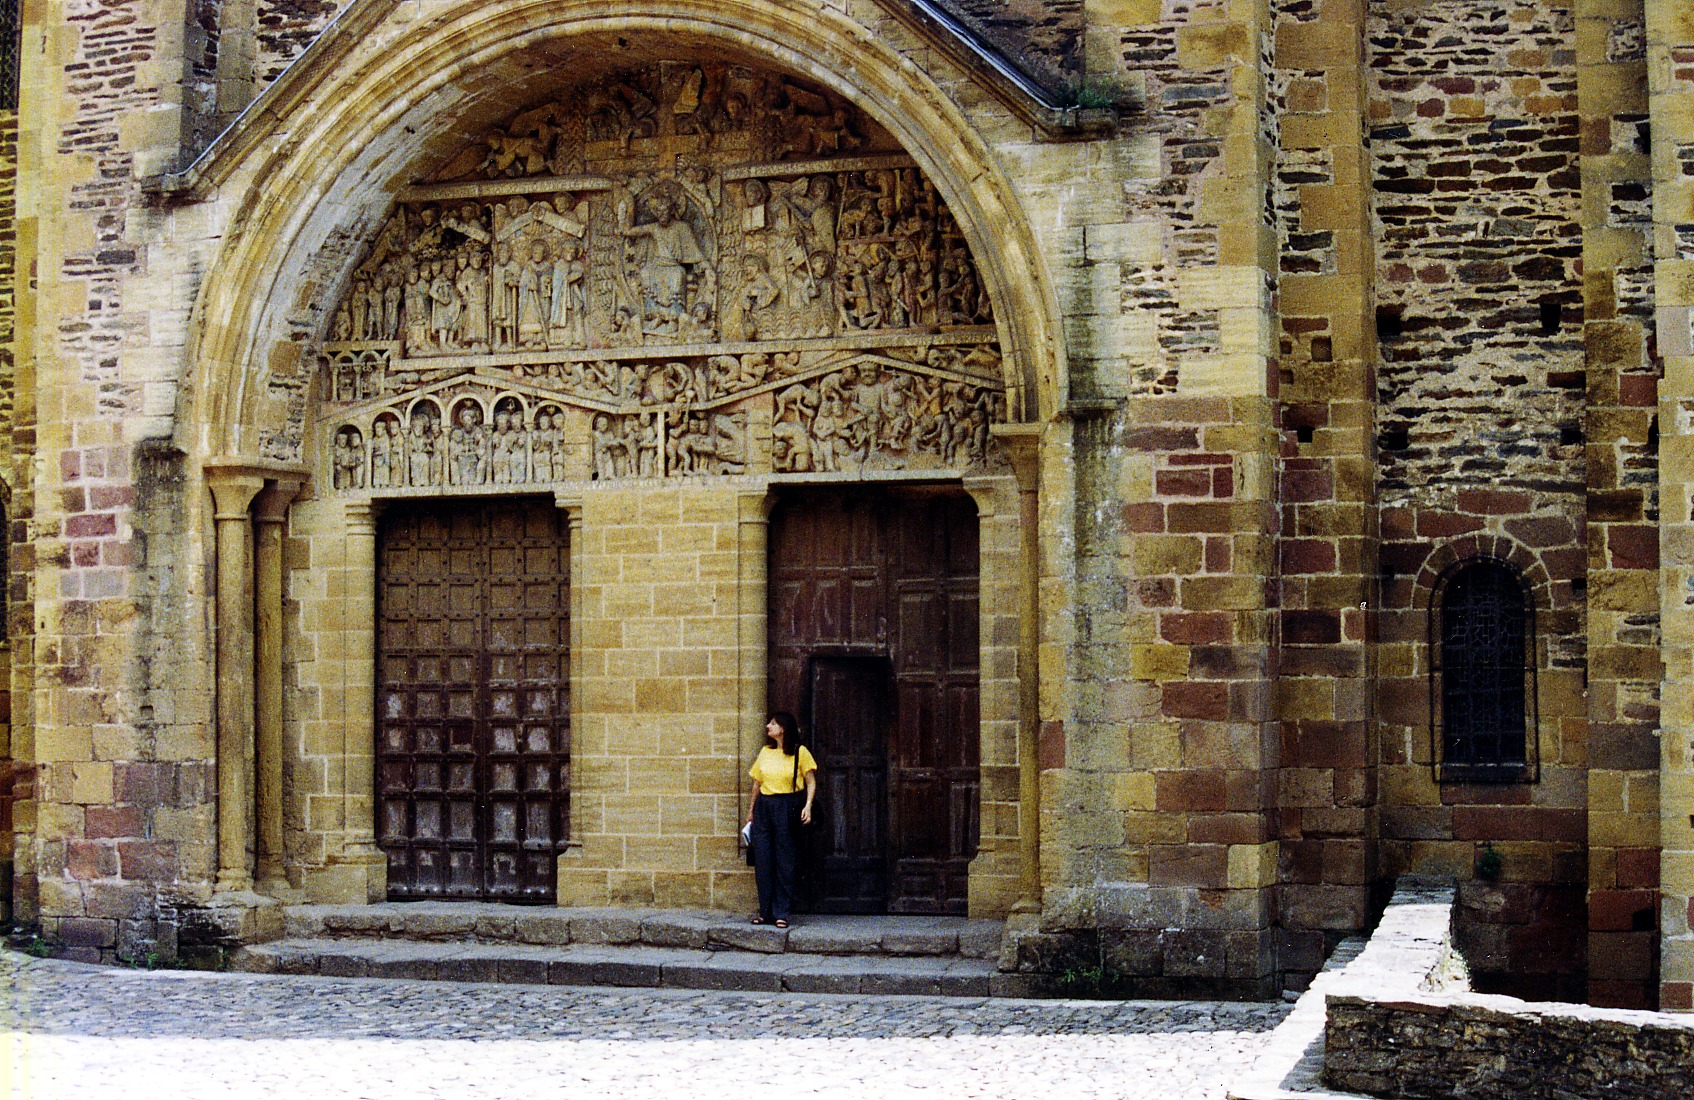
[
  {"xmin": 1429, "ymin": 558, "xmax": 1536, "ymax": 782},
  {"xmin": 0, "ymin": 0, "xmax": 16, "ymax": 112}
]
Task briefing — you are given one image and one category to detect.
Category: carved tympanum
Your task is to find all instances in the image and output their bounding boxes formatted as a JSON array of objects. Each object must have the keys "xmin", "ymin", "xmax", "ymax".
[{"xmin": 319, "ymin": 61, "xmax": 1003, "ymax": 490}]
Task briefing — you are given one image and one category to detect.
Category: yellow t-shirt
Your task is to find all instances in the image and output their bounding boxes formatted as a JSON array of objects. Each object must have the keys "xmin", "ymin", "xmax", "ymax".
[{"xmin": 749, "ymin": 745, "xmax": 817, "ymax": 794}]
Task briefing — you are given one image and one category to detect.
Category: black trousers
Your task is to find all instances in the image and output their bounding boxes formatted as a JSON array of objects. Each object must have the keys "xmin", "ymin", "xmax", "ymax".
[{"xmin": 750, "ymin": 791, "xmax": 803, "ymax": 921}]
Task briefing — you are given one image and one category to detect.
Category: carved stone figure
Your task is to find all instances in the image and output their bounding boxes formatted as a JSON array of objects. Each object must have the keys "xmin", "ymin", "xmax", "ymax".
[
  {"xmin": 370, "ymin": 418, "xmax": 397, "ymax": 489},
  {"xmin": 450, "ymin": 402, "xmax": 490, "ymax": 486},
  {"xmin": 321, "ymin": 61, "xmax": 1006, "ymax": 492},
  {"xmin": 333, "ymin": 427, "xmax": 365, "ymax": 490}
]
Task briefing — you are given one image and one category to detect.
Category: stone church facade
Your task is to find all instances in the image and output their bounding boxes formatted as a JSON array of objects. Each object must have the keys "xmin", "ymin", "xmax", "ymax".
[{"xmin": 1, "ymin": 0, "xmax": 1691, "ymax": 1009}]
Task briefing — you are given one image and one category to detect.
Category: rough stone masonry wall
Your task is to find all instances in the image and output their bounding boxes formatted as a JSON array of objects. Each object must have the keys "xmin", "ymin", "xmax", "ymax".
[
  {"xmin": 1578, "ymin": 0, "xmax": 1662, "ymax": 1012},
  {"xmin": 1009, "ymin": 0, "xmax": 1281, "ymax": 997},
  {"xmin": 1368, "ymin": 0, "xmax": 1592, "ymax": 1002},
  {"xmin": 10, "ymin": 0, "xmax": 218, "ymax": 962},
  {"xmin": 1324, "ymin": 992, "xmax": 1694, "ymax": 1098},
  {"xmin": 0, "ymin": 104, "xmax": 15, "ymax": 925},
  {"xmin": 1271, "ymin": 0, "xmax": 1379, "ymax": 992}
]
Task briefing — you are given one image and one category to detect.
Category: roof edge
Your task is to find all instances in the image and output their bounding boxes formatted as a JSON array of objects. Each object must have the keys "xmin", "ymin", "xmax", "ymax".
[{"xmin": 140, "ymin": 0, "xmax": 1118, "ymax": 201}]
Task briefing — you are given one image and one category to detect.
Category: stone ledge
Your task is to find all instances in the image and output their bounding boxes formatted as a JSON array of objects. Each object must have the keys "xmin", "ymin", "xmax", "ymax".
[
  {"xmin": 280, "ymin": 903, "xmax": 1004, "ymax": 960},
  {"xmin": 232, "ymin": 937, "xmax": 1022, "ymax": 997}
]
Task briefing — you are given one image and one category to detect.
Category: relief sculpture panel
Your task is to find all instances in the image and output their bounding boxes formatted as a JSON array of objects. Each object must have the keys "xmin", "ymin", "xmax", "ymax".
[{"xmin": 316, "ymin": 61, "xmax": 1004, "ymax": 492}]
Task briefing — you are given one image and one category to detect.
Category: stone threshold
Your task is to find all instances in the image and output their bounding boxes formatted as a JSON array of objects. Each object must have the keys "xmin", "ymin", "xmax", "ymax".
[
  {"xmin": 233, "ymin": 937, "xmax": 1037, "ymax": 997},
  {"xmin": 280, "ymin": 902, "xmax": 1006, "ymax": 959}
]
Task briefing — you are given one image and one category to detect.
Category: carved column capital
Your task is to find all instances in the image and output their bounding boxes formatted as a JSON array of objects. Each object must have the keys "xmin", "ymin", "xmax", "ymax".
[
  {"xmin": 253, "ymin": 475, "xmax": 308, "ymax": 525},
  {"xmin": 989, "ymin": 423, "xmax": 1041, "ymax": 493},
  {"xmin": 737, "ymin": 485, "xmax": 777, "ymax": 524}
]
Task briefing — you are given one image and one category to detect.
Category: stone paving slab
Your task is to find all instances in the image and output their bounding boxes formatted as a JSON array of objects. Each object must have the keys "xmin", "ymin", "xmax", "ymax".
[
  {"xmin": 280, "ymin": 902, "xmax": 1003, "ymax": 959},
  {"xmin": 1, "ymin": 949, "xmax": 1289, "ymax": 1100}
]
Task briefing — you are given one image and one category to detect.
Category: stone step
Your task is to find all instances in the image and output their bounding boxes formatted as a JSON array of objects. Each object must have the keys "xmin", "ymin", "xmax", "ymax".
[
  {"xmin": 282, "ymin": 903, "xmax": 1005, "ymax": 960},
  {"xmin": 234, "ymin": 937, "xmax": 1043, "ymax": 998}
]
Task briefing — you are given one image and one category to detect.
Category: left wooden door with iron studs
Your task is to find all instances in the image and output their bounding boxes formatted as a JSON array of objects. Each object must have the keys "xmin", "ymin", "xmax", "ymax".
[{"xmin": 377, "ymin": 499, "xmax": 571, "ymax": 901}]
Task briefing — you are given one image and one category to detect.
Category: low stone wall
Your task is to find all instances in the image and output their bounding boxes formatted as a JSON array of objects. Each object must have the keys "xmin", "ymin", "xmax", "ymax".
[
  {"xmin": 1232, "ymin": 877, "xmax": 1694, "ymax": 1100},
  {"xmin": 1324, "ymin": 994, "xmax": 1694, "ymax": 1099}
]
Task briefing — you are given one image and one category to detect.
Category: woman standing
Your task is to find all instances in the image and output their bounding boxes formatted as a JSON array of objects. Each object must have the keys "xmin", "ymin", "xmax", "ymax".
[{"xmin": 746, "ymin": 711, "xmax": 817, "ymax": 928}]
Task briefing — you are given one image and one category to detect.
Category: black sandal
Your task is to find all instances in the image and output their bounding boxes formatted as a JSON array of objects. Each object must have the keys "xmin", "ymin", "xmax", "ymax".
[
  {"xmin": 774, "ymin": 919, "xmax": 789, "ymax": 929},
  {"xmin": 750, "ymin": 916, "xmax": 767, "ymax": 925}
]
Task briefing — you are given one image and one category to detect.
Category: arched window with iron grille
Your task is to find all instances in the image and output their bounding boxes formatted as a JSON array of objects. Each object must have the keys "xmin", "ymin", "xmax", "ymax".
[
  {"xmin": 0, "ymin": 0, "xmax": 16, "ymax": 112},
  {"xmin": 1430, "ymin": 558, "xmax": 1536, "ymax": 781}
]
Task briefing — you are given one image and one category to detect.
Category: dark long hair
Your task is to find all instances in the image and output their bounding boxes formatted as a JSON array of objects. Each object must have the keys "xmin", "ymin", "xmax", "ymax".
[{"xmin": 766, "ymin": 711, "xmax": 801, "ymax": 756}]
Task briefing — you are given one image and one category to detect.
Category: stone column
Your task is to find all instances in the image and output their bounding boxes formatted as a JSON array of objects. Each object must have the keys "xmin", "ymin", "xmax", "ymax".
[
  {"xmin": 253, "ymin": 475, "xmax": 306, "ymax": 892},
  {"xmin": 992, "ymin": 424, "xmax": 1043, "ymax": 914},
  {"xmin": 330, "ymin": 499, "xmax": 385, "ymax": 900},
  {"xmin": 206, "ymin": 469, "xmax": 266, "ymax": 895}
]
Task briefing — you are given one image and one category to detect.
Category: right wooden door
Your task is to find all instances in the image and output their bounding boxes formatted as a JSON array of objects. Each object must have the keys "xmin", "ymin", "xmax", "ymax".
[{"xmin": 769, "ymin": 487, "xmax": 980, "ymax": 915}]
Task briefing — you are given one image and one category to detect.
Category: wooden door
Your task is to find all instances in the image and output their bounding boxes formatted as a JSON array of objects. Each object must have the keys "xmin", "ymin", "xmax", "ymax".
[
  {"xmin": 376, "ymin": 499, "xmax": 570, "ymax": 901},
  {"xmin": 769, "ymin": 487, "xmax": 980, "ymax": 915}
]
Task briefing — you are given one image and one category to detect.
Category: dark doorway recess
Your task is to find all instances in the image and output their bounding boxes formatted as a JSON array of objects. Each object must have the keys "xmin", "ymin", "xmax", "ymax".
[
  {"xmin": 376, "ymin": 499, "xmax": 571, "ymax": 902},
  {"xmin": 769, "ymin": 486, "xmax": 980, "ymax": 915}
]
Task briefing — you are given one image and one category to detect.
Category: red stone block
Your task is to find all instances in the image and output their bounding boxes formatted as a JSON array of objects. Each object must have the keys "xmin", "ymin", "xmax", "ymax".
[
  {"xmin": 66, "ymin": 840, "xmax": 117, "ymax": 881},
  {"xmin": 1588, "ymin": 980, "xmax": 1654, "ymax": 1011},
  {"xmin": 1452, "ymin": 806, "xmax": 1583, "ymax": 842},
  {"xmin": 1457, "ymin": 488, "xmax": 1531, "ymax": 515},
  {"xmin": 1415, "ymin": 511, "xmax": 1484, "ymax": 538},
  {"xmin": 1156, "ymin": 469, "xmax": 1213, "ymax": 497},
  {"xmin": 1125, "ymin": 426, "xmax": 1200, "ymax": 451},
  {"xmin": 1282, "ymin": 468, "xmax": 1334, "ymax": 503},
  {"xmin": 1618, "ymin": 374, "xmax": 1657, "ymax": 407},
  {"xmin": 59, "ymin": 451, "xmax": 81, "ymax": 482},
  {"xmin": 1204, "ymin": 536, "xmax": 1231, "ymax": 572},
  {"xmin": 1039, "ymin": 721, "xmax": 1064, "ymax": 770},
  {"xmin": 1188, "ymin": 812, "xmax": 1266, "ymax": 845},
  {"xmin": 1123, "ymin": 502, "xmax": 1165, "ymax": 532},
  {"xmin": 1281, "ymin": 539, "xmax": 1337, "ymax": 574},
  {"xmin": 1282, "ymin": 609, "xmax": 1341, "ymax": 644},
  {"xmin": 1615, "ymin": 847, "xmax": 1660, "ymax": 889},
  {"xmin": 1606, "ymin": 524, "xmax": 1658, "ymax": 570},
  {"xmin": 1162, "ymin": 681, "xmax": 1229, "ymax": 721},
  {"xmin": 71, "ymin": 542, "xmax": 98, "ymax": 568},
  {"xmin": 1588, "ymin": 889, "xmax": 1657, "ymax": 932},
  {"xmin": 86, "ymin": 805, "xmax": 144, "ymax": 839},
  {"xmin": 88, "ymin": 485, "xmax": 136, "ymax": 509},
  {"xmin": 1168, "ymin": 452, "xmax": 1231, "ymax": 466},
  {"xmin": 1149, "ymin": 843, "xmax": 1229, "ymax": 887},
  {"xmin": 1502, "ymin": 515, "xmax": 1576, "ymax": 548},
  {"xmin": 64, "ymin": 513, "xmax": 116, "ymax": 538},
  {"xmin": 1212, "ymin": 468, "xmax": 1233, "ymax": 498},
  {"xmin": 116, "ymin": 840, "xmax": 179, "ymax": 882},
  {"xmin": 1161, "ymin": 611, "xmax": 1233, "ymax": 645},
  {"xmin": 1156, "ymin": 770, "xmax": 1227, "ymax": 812},
  {"xmin": 1664, "ymin": 982, "xmax": 1693, "ymax": 1011}
]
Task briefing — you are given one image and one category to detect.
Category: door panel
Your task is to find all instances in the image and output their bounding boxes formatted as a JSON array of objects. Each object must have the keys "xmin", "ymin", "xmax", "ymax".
[
  {"xmin": 805, "ymin": 656, "xmax": 890, "ymax": 912},
  {"xmin": 769, "ymin": 487, "xmax": 980, "ymax": 915},
  {"xmin": 378, "ymin": 498, "xmax": 570, "ymax": 902}
]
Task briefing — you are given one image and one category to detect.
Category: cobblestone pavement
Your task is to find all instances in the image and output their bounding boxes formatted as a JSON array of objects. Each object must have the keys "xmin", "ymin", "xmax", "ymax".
[{"xmin": 0, "ymin": 951, "xmax": 1288, "ymax": 1100}]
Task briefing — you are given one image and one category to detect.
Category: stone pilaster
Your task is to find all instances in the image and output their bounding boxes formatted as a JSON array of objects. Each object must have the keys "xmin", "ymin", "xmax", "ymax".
[{"xmin": 1649, "ymin": 0, "xmax": 1694, "ymax": 1012}]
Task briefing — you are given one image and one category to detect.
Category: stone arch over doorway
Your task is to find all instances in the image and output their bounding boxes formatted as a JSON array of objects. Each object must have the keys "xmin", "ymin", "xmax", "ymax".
[{"xmin": 178, "ymin": 1, "xmax": 1053, "ymax": 911}]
